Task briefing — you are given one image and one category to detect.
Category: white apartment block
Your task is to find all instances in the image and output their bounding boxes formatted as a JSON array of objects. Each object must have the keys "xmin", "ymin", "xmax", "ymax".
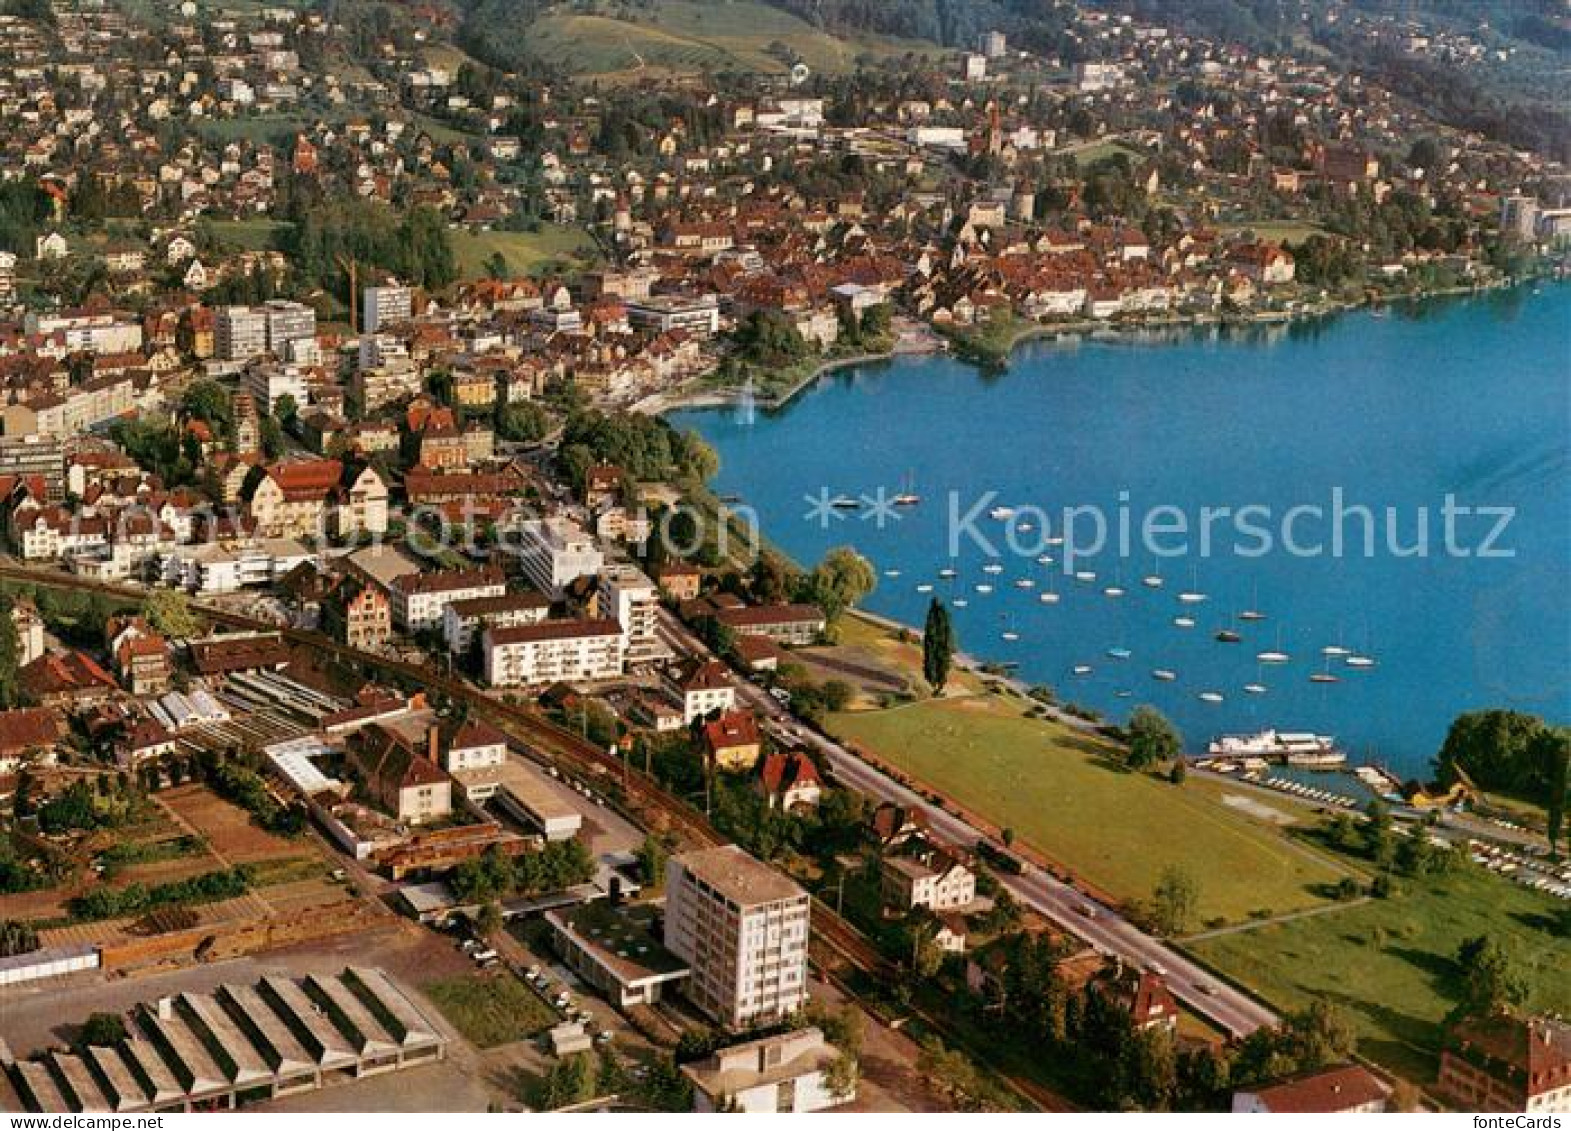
[
  {"xmin": 215, "ymin": 305, "xmax": 268, "ymax": 361},
  {"xmin": 389, "ymin": 568, "xmax": 507, "ymax": 633},
  {"xmin": 442, "ymin": 590, "xmax": 551, "ymax": 655},
  {"xmin": 664, "ymin": 845, "xmax": 811, "ymax": 1031},
  {"xmin": 482, "ymin": 619, "xmax": 624, "ymax": 688},
  {"xmin": 599, "ymin": 563, "xmax": 661, "ymax": 663},
  {"xmin": 242, "ymin": 361, "xmax": 311, "ymax": 414},
  {"xmin": 516, "ymin": 517, "xmax": 604, "ymax": 596},
  {"xmin": 362, "ymin": 284, "xmax": 413, "ymax": 333},
  {"xmin": 23, "ymin": 310, "xmax": 143, "ymax": 356}
]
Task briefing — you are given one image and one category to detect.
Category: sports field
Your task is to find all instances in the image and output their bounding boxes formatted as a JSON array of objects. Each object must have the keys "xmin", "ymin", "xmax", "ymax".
[
  {"xmin": 450, "ymin": 225, "xmax": 601, "ymax": 279},
  {"xmin": 827, "ymin": 692, "xmax": 1350, "ymax": 924}
]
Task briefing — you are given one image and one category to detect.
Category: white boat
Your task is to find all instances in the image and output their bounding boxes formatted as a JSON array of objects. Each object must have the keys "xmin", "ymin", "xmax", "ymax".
[
  {"xmin": 1178, "ymin": 590, "xmax": 1207, "ymax": 604},
  {"xmin": 1198, "ymin": 691, "xmax": 1225, "ymax": 704},
  {"xmin": 1310, "ymin": 672, "xmax": 1341, "ymax": 685},
  {"xmin": 975, "ymin": 584, "xmax": 993, "ymax": 594},
  {"xmin": 1206, "ymin": 729, "xmax": 1346, "ymax": 766},
  {"xmin": 1045, "ymin": 535, "xmax": 1065, "ymax": 546},
  {"xmin": 1074, "ymin": 570, "xmax": 1097, "ymax": 582},
  {"xmin": 1018, "ymin": 522, "xmax": 1035, "ymax": 532},
  {"xmin": 1072, "ymin": 664, "xmax": 1093, "ymax": 676},
  {"xmin": 1142, "ymin": 574, "xmax": 1164, "ymax": 589},
  {"xmin": 1243, "ymin": 683, "xmax": 1268, "ymax": 695},
  {"xmin": 1114, "ymin": 689, "xmax": 1133, "ymax": 699},
  {"xmin": 1239, "ymin": 609, "xmax": 1267, "ymax": 622},
  {"xmin": 892, "ymin": 471, "xmax": 921, "ymax": 507},
  {"xmin": 989, "ymin": 506, "xmax": 1016, "ymax": 520},
  {"xmin": 916, "ymin": 583, "xmax": 934, "ymax": 593},
  {"xmin": 938, "ymin": 568, "xmax": 958, "ymax": 579},
  {"xmin": 982, "ymin": 562, "xmax": 1005, "ymax": 575},
  {"xmin": 1014, "ymin": 578, "xmax": 1035, "ymax": 589},
  {"xmin": 1257, "ymin": 650, "xmax": 1291, "ymax": 664},
  {"xmin": 1039, "ymin": 591, "xmax": 1061, "ymax": 604},
  {"xmin": 1002, "ymin": 630, "xmax": 1020, "ymax": 642},
  {"xmin": 830, "ymin": 495, "xmax": 860, "ymax": 509},
  {"xmin": 1173, "ymin": 616, "xmax": 1196, "ymax": 628},
  {"xmin": 1104, "ymin": 585, "xmax": 1126, "ymax": 598},
  {"xmin": 1036, "ymin": 554, "xmax": 1055, "ymax": 566},
  {"xmin": 1345, "ymin": 655, "xmax": 1376, "ymax": 669},
  {"xmin": 1107, "ymin": 647, "xmax": 1132, "ymax": 660},
  {"xmin": 884, "ymin": 569, "xmax": 902, "ymax": 579},
  {"xmin": 1152, "ymin": 669, "xmax": 1177, "ymax": 682},
  {"xmin": 954, "ymin": 598, "xmax": 969, "ymax": 608},
  {"xmin": 1321, "ymin": 644, "xmax": 1352, "ymax": 657}
]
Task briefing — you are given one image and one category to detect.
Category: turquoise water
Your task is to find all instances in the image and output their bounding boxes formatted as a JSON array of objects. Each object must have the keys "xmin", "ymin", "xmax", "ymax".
[{"xmin": 671, "ymin": 286, "xmax": 1571, "ymax": 776}]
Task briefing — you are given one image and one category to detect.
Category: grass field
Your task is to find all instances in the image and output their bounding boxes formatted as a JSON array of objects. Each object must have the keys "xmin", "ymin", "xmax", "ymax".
[
  {"xmin": 1190, "ymin": 865, "xmax": 1571, "ymax": 1081},
  {"xmin": 1059, "ymin": 140, "xmax": 1146, "ymax": 170},
  {"xmin": 519, "ymin": 0, "xmax": 939, "ymax": 79},
  {"xmin": 1217, "ymin": 220, "xmax": 1329, "ymax": 244},
  {"xmin": 826, "ymin": 692, "xmax": 1350, "ymax": 924},
  {"xmin": 450, "ymin": 225, "xmax": 601, "ymax": 279},
  {"xmin": 207, "ymin": 218, "xmax": 291, "ymax": 251},
  {"xmin": 422, "ymin": 971, "xmax": 557, "ymax": 1049}
]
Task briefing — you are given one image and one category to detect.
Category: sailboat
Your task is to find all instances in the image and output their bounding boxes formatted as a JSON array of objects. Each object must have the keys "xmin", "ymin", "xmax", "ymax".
[
  {"xmin": 1198, "ymin": 691, "xmax": 1225, "ymax": 704},
  {"xmin": 916, "ymin": 583, "xmax": 934, "ymax": 593},
  {"xmin": 1345, "ymin": 654, "xmax": 1377, "ymax": 670},
  {"xmin": 1074, "ymin": 569, "xmax": 1097, "ymax": 583},
  {"xmin": 830, "ymin": 494, "xmax": 860, "ymax": 509},
  {"xmin": 1152, "ymin": 669, "xmax": 1177, "ymax": 682},
  {"xmin": 953, "ymin": 597, "xmax": 969, "ymax": 608},
  {"xmin": 1107, "ymin": 646, "xmax": 1132, "ymax": 660},
  {"xmin": 982, "ymin": 562, "xmax": 1004, "ymax": 575},
  {"xmin": 892, "ymin": 471, "xmax": 921, "ymax": 507},
  {"xmin": 1243, "ymin": 682, "xmax": 1268, "ymax": 695},
  {"xmin": 1173, "ymin": 615, "xmax": 1197, "ymax": 629},
  {"xmin": 938, "ymin": 567, "xmax": 958, "ymax": 579},
  {"xmin": 1103, "ymin": 567, "xmax": 1127, "ymax": 598},
  {"xmin": 883, "ymin": 568, "xmax": 902, "ymax": 579},
  {"xmin": 1072, "ymin": 664, "xmax": 1093, "ymax": 676},
  {"xmin": 1239, "ymin": 583, "xmax": 1267, "ymax": 622},
  {"xmin": 1014, "ymin": 577, "xmax": 1035, "ymax": 589},
  {"xmin": 975, "ymin": 583, "xmax": 994, "ymax": 594},
  {"xmin": 1215, "ymin": 611, "xmax": 1243, "ymax": 644},
  {"xmin": 1177, "ymin": 565, "xmax": 1207, "ymax": 604},
  {"xmin": 1256, "ymin": 626, "xmax": 1291, "ymax": 665},
  {"xmin": 1000, "ymin": 614, "xmax": 1020, "ymax": 643},
  {"xmin": 1310, "ymin": 665, "xmax": 1341, "ymax": 684},
  {"xmin": 1036, "ymin": 553, "xmax": 1055, "ymax": 566},
  {"xmin": 1141, "ymin": 560, "xmax": 1164, "ymax": 589}
]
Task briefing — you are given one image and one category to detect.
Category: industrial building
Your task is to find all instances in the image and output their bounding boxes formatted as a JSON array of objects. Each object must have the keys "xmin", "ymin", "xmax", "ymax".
[{"xmin": 5, "ymin": 968, "xmax": 446, "ymax": 1113}]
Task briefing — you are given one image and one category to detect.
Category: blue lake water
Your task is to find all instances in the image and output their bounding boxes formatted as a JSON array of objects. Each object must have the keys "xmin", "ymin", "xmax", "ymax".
[{"xmin": 670, "ymin": 286, "xmax": 1571, "ymax": 777}]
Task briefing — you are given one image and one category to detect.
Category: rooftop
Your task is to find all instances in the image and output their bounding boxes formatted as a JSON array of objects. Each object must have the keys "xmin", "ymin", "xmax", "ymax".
[{"xmin": 673, "ymin": 844, "xmax": 807, "ymax": 908}]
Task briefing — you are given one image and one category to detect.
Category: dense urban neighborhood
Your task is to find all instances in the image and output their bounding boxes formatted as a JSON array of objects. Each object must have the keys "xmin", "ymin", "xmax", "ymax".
[{"xmin": 0, "ymin": 0, "xmax": 1567, "ymax": 1117}]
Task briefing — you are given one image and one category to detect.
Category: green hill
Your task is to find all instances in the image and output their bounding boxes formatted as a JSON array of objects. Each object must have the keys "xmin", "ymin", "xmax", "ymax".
[{"xmin": 461, "ymin": 0, "xmax": 940, "ymax": 80}]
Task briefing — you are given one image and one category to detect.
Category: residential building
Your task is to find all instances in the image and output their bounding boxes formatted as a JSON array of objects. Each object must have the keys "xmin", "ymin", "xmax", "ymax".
[
  {"xmin": 755, "ymin": 750, "xmax": 823, "ymax": 813},
  {"xmin": 545, "ymin": 902, "xmax": 690, "ymax": 1010},
  {"xmin": 389, "ymin": 567, "xmax": 506, "ymax": 633},
  {"xmin": 336, "ymin": 580, "xmax": 392, "ymax": 652},
  {"xmin": 1233, "ymin": 1064, "xmax": 1392, "ymax": 1114},
  {"xmin": 682, "ymin": 1027, "xmax": 852, "ymax": 1113},
  {"xmin": 0, "ymin": 707, "xmax": 63, "ymax": 775},
  {"xmin": 442, "ymin": 590, "xmax": 551, "ymax": 655},
  {"xmin": 482, "ymin": 619, "xmax": 624, "ymax": 688},
  {"xmin": 362, "ymin": 283, "xmax": 413, "ymax": 333},
  {"xmin": 349, "ymin": 724, "xmax": 452, "ymax": 825},
  {"xmin": 515, "ymin": 517, "xmax": 603, "ymax": 596},
  {"xmin": 599, "ymin": 562, "xmax": 661, "ymax": 662},
  {"xmin": 1438, "ymin": 1013, "xmax": 1571, "ymax": 1113},
  {"xmin": 673, "ymin": 659, "xmax": 735, "ymax": 724},
  {"xmin": 880, "ymin": 843, "xmax": 976, "ymax": 913},
  {"xmin": 441, "ymin": 719, "xmax": 508, "ymax": 774},
  {"xmin": 702, "ymin": 709, "xmax": 762, "ymax": 772},
  {"xmin": 663, "ymin": 845, "xmax": 811, "ymax": 1030},
  {"xmin": 713, "ymin": 603, "xmax": 825, "ymax": 646}
]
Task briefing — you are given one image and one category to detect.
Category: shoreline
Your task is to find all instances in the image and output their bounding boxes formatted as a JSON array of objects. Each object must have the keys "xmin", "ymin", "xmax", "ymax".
[{"xmin": 651, "ymin": 274, "xmax": 1549, "ymax": 418}]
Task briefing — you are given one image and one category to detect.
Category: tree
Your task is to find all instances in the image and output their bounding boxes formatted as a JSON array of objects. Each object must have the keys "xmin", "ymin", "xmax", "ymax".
[
  {"xmin": 750, "ymin": 552, "xmax": 794, "ymax": 604},
  {"xmin": 801, "ymin": 547, "xmax": 875, "ymax": 623},
  {"xmin": 1150, "ymin": 865, "xmax": 1199, "ymax": 936},
  {"xmin": 142, "ymin": 589, "xmax": 200, "ymax": 639},
  {"xmin": 1126, "ymin": 706, "xmax": 1181, "ymax": 771},
  {"xmin": 922, "ymin": 598, "xmax": 954, "ymax": 691},
  {"xmin": 1452, "ymin": 935, "xmax": 1529, "ymax": 1019},
  {"xmin": 475, "ymin": 901, "xmax": 503, "ymax": 937},
  {"xmin": 635, "ymin": 833, "xmax": 667, "ymax": 888},
  {"xmin": 76, "ymin": 1012, "xmax": 128, "ymax": 1049},
  {"xmin": 821, "ymin": 679, "xmax": 853, "ymax": 712},
  {"xmin": 0, "ymin": 593, "xmax": 20, "ymax": 709}
]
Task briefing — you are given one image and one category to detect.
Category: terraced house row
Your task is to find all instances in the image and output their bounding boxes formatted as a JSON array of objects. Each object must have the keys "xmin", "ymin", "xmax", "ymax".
[{"xmin": 3, "ymin": 967, "xmax": 446, "ymax": 1113}]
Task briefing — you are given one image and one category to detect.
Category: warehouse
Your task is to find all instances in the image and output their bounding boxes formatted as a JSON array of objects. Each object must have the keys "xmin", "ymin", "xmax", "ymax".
[{"xmin": 5, "ymin": 967, "xmax": 445, "ymax": 1113}]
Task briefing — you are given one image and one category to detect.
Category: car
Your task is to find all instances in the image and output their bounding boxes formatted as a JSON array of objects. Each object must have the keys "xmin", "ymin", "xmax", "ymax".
[
  {"xmin": 471, "ymin": 948, "xmax": 499, "ymax": 963},
  {"xmin": 594, "ymin": 1030, "xmax": 614, "ymax": 1044},
  {"xmin": 1076, "ymin": 903, "xmax": 1098, "ymax": 919},
  {"xmin": 460, "ymin": 939, "xmax": 483, "ymax": 954},
  {"xmin": 1147, "ymin": 962, "xmax": 1167, "ymax": 977},
  {"xmin": 1195, "ymin": 981, "xmax": 1215, "ymax": 996}
]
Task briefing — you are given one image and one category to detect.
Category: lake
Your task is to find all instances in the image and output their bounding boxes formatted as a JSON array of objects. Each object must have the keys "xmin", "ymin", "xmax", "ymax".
[{"xmin": 670, "ymin": 286, "xmax": 1571, "ymax": 776}]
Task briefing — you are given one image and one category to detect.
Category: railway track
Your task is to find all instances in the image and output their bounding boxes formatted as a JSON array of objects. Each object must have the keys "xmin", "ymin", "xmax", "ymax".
[{"xmin": 0, "ymin": 563, "xmax": 1065, "ymax": 1110}]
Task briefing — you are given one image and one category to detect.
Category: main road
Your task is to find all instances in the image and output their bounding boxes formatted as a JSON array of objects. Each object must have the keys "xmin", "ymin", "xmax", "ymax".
[{"xmin": 658, "ymin": 608, "xmax": 1279, "ymax": 1039}]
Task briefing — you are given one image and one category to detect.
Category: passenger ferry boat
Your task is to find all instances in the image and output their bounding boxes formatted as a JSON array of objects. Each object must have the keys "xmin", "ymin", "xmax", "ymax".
[{"xmin": 1206, "ymin": 729, "xmax": 1347, "ymax": 767}]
